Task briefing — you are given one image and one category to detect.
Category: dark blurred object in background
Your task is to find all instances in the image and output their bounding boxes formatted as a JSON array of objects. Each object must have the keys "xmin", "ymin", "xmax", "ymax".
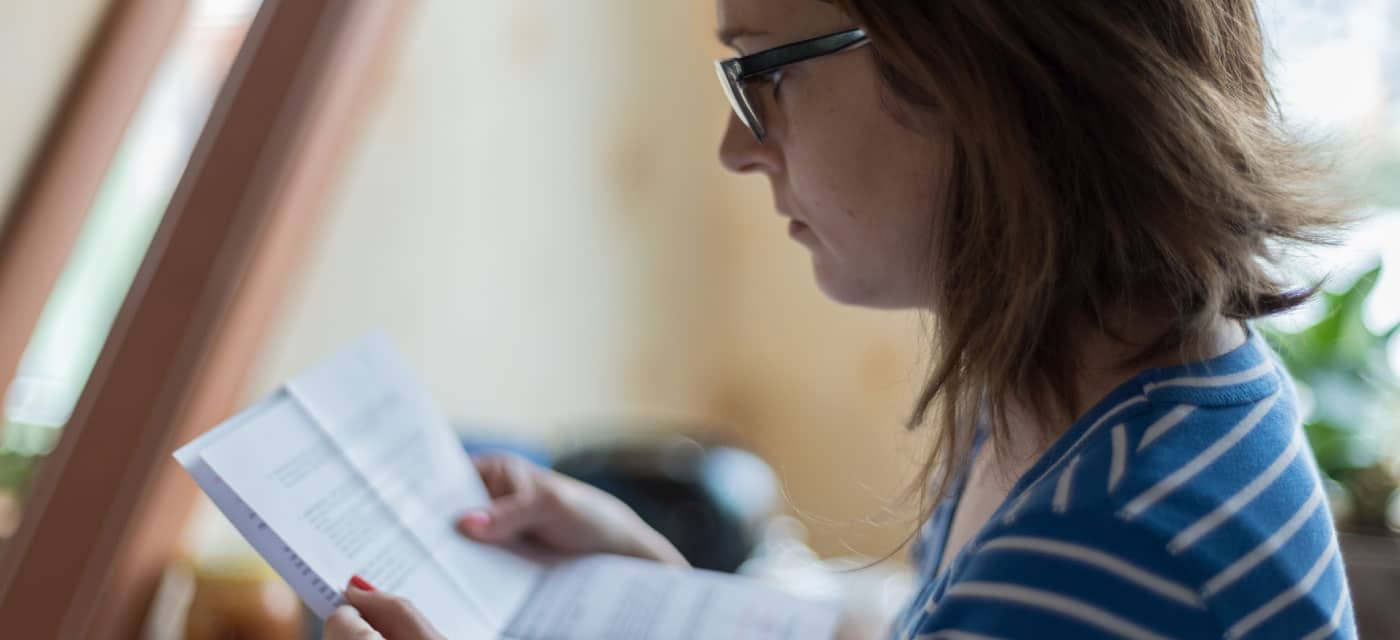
[{"xmin": 552, "ymin": 432, "xmax": 780, "ymax": 573}]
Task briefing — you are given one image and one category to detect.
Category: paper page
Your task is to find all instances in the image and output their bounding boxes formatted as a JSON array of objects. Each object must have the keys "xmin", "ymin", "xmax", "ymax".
[
  {"xmin": 174, "ymin": 396, "xmax": 345, "ymax": 618},
  {"xmin": 191, "ymin": 389, "xmax": 498, "ymax": 637},
  {"xmin": 284, "ymin": 333, "xmax": 544, "ymax": 625},
  {"xmin": 503, "ymin": 555, "xmax": 840, "ymax": 640},
  {"xmin": 178, "ymin": 334, "xmax": 839, "ymax": 640}
]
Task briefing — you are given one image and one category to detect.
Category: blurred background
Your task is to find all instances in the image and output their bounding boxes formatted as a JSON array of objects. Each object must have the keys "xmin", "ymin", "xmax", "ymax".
[{"xmin": 0, "ymin": 0, "xmax": 1396, "ymax": 637}]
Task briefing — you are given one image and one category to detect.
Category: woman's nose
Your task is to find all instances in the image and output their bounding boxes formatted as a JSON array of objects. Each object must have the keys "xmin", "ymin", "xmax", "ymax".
[{"xmin": 718, "ymin": 112, "xmax": 779, "ymax": 175}]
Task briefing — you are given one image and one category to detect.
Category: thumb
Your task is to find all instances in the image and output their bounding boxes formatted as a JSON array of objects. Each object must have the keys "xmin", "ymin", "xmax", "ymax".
[
  {"xmin": 325, "ymin": 605, "xmax": 384, "ymax": 640},
  {"xmin": 345, "ymin": 583, "xmax": 443, "ymax": 640},
  {"xmin": 455, "ymin": 494, "xmax": 549, "ymax": 544}
]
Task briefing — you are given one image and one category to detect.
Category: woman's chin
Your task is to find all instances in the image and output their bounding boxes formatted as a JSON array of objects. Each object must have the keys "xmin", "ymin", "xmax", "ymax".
[
  {"xmin": 813, "ymin": 265, "xmax": 877, "ymax": 308},
  {"xmin": 813, "ymin": 264, "xmax": 920, "ymax": 310}
]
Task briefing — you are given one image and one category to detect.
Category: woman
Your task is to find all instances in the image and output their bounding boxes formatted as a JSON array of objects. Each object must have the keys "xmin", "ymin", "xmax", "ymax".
[{"xmin": 328, "ymin": 0, "xmax": 1357, "ymax": 638}]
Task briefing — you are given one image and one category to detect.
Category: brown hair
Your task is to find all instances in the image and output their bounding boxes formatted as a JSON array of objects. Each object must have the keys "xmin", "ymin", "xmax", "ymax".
[{"xmin": 828, "ymin": 1, "xmax": 1346, "ymax": 518}]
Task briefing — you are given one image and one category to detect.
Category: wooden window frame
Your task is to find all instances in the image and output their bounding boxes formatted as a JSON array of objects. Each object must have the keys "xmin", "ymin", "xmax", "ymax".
[{"xmin": 0, "ymin": 0, "xmax": 412, "ymax": 637}]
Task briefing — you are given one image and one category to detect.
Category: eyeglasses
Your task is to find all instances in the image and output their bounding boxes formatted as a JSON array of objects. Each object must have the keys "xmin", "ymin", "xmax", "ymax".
[{"xmin": 715, "ymin": 28, "xmax": 869, "ymax": 143}]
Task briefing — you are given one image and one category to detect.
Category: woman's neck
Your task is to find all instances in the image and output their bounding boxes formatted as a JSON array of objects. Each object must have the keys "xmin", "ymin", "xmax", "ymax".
[
  {"xmin": 1076, "ymin": 314, "xmax": 1246, "ymax": 407},
  {"xmin": 991, "ymin": 315, "xmax": 1247, "ymax": 482}
]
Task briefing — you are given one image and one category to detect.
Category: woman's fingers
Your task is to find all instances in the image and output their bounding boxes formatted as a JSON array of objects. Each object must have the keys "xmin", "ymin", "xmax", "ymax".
[
  {"xmin": 459, "ymin": 458, "xmax": 686, "ymax": 563},
  {"xmin": 471, "ymin": 455, "xmax": 507, "ymax": 496},
  {"xmin": 455, "ymin": 492, "xmax": 550, "ymax": 543},
  {"xmin": 464, "ymin": 454, "xmax": 555, "ymax": 543},
  {"xmin": 324, "ymin": 605, "xmax": 384, "ymax": 640},
  {"xmin": 344, "ymin": 583, "xmax": 446, "ymax": 640},
  {"xmin": 472, "ymin": 455, "xmax": 528, "ymax": 498}
]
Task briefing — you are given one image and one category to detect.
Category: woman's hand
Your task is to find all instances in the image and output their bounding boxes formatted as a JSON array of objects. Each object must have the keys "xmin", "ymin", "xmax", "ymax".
[
  {"xmin": 323, "ymin": 579, "xmax": 444, "ymax": 640},
  {"xmin": 456, "ymin": 454, "xmax": 688, "ymax": 567},
  {"xmin": 324, "ymin": 456, "xmax": 684, "ymax": 639}
]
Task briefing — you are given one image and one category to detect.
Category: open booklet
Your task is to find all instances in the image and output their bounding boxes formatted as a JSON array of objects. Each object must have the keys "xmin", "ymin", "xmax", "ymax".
[{"xmin": 174, "ymin": 334, "xmax": 840, "ymax": 639}]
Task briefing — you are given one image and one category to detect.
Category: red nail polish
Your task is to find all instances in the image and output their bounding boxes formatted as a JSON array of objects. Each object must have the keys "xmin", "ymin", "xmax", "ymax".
[{"xmin": 350, "ymin": 574, "xmax": 376, "ymax": 591}]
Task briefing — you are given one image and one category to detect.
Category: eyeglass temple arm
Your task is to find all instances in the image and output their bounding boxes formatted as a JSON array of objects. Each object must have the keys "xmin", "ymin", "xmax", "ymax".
[{"xmin": 733, "ymin": 29, "xmax": 868, "ymax": 80}]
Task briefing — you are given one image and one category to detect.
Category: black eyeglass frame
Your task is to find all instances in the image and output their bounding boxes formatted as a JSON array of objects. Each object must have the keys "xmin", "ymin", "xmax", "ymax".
[{"xmin": 715, "ymin": 28, "xmax": 869, "ymax": 142}]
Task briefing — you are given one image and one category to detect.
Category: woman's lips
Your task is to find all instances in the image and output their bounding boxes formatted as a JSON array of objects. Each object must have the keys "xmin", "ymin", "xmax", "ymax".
[{"xmin": 788, "ymin": 219, "xmax": 810, "ymax": 238}]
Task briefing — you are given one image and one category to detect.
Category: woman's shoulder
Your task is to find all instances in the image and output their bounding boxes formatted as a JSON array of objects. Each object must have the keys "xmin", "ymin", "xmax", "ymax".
[
  {"xmin": 1002, "ymin": 333, "xmax": 1328, "ymax": 574},
  {"xmin": 912, "ymin": 421, "xmax": 1350, "ymax": 639},
  {"xmin": 1101, "ymin": 333, "xmax": 1314, "ymax": 550},
  {"xmin": 917, "ymin": 336, "xmax": 1353, "ymax": 638},
  {"xmin": 996, "ymin": 332, "xmax": 1300, "ymax": 530},
  {"xmin": 999, "ymin": 365, "xmax": 1327, "ymax": 583},
  {"xmin": 898, "ymin": 333, "xmax": 1355, "ymax": 638}
]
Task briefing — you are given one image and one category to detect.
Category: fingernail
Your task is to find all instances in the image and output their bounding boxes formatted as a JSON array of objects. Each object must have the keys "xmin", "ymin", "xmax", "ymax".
[
  {"xmin": 350, "ymin": 574, "xmax": 376, "ymax": 592},
  {"xmin": 457, "ymin": 512, "xmax": 491, "ymax": 532}
]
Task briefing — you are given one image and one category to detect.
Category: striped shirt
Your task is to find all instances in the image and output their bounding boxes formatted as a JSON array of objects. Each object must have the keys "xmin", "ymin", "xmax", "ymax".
[{"xmin": 895, "ymin": 328, "xmax": 1356, "ymax": 639}]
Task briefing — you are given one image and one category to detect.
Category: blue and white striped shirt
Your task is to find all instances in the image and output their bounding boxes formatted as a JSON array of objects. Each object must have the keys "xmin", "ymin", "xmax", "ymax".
[{"xmin": 896, "ymin": 329, "xmax": 1356, "ymax": 639}]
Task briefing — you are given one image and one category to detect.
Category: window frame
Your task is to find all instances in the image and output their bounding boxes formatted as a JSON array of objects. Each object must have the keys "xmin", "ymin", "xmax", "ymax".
[{"xmin": 0, "ymin": 0, "xmax": 413, "ymax": 636}]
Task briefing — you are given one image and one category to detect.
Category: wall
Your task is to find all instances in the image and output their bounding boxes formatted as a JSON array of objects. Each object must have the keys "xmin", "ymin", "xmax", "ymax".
[
  {"xmin": 250, "ymin": 0, "xmax": 926, "ymax": 558},
  {"xmin": 0, "ymin": 0, "xmax": 112, "ymax": 227}
]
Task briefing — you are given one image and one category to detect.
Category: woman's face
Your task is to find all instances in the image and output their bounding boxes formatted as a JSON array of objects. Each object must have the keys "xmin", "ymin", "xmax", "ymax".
[{"xmin": 717, "ymin": 0, "xmax": 951, "ymax": 310}]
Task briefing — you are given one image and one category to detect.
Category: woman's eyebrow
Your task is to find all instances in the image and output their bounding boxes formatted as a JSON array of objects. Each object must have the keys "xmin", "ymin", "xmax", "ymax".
[{"xmin": 717, "ymin": 26, "xmax": 771, "ymax": 48}]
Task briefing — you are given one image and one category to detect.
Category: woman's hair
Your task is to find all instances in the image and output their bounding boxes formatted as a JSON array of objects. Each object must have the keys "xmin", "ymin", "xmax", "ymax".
[{"xmin": 828, "ymin": 1, "xmax": 1346, "ymax": 518}]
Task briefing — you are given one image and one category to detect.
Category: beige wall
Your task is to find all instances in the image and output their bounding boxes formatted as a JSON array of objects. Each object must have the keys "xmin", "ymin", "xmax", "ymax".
[
  {"xmin": 251, "ymin": 0, "xmax": 926, "ymax": 558},
  {"xmin": 0, "ymin": 0, "xmax": 112, "ymax": 228},
  {"xmin": 252, "ymin": 0, "xmax": 728, "ymax": 432}
]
